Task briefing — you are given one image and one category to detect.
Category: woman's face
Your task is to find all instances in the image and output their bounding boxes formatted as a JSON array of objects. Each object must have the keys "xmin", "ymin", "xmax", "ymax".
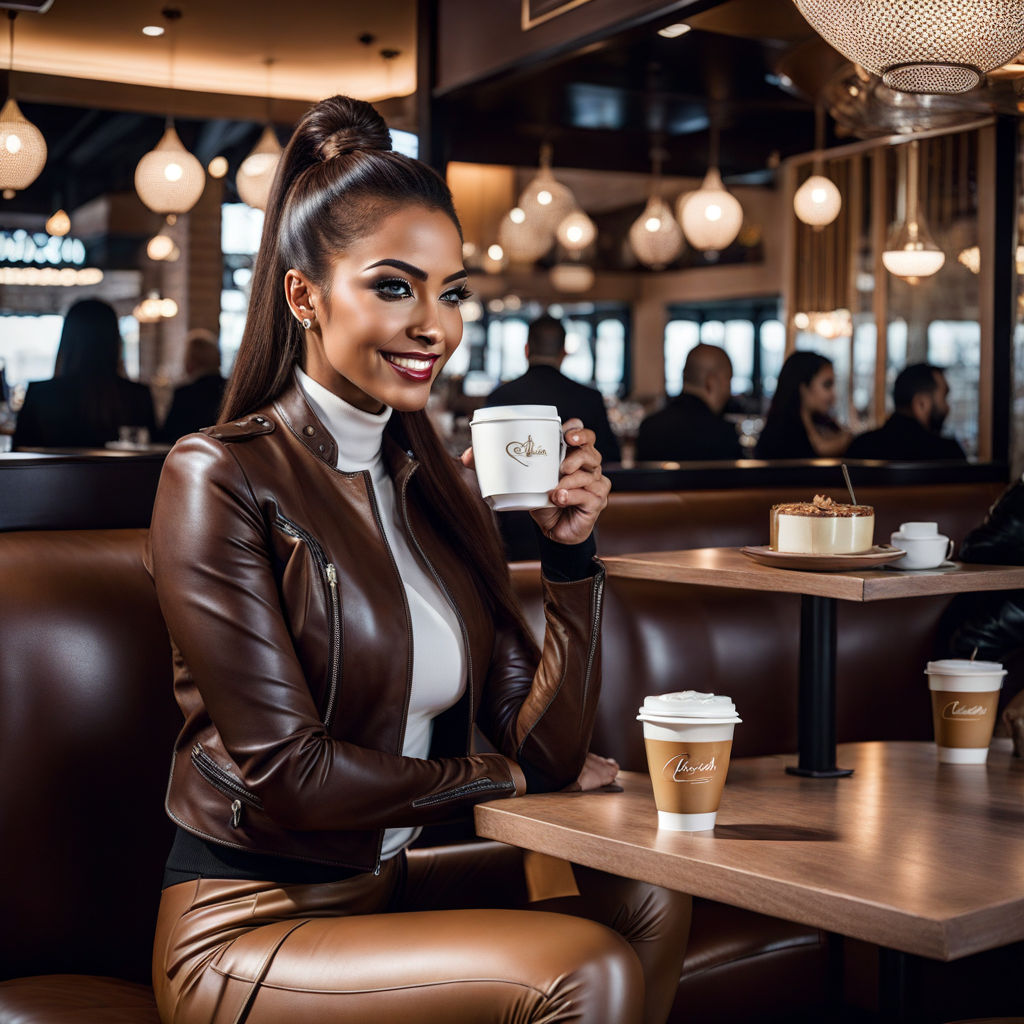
[
  {"xmin": 297, "ymin": 205, "xmax": 467, "ymax": 413},
  {"xmin": 800, "ymin": 364, "xmax": 836, "ymax": 416}
]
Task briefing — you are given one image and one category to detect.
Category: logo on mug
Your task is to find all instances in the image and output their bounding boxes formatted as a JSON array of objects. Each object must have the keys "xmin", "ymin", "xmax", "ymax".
[
  {"xmin": 662, "ymin": 752, "xmax": 716, "ymax": 784},
  {"xmin": 505, "ymin": 435, "xmax": 548, "ymax": 467},
  {"xmin": 941, "ymin": 699, "xmax": 988, "ymax": 721}
]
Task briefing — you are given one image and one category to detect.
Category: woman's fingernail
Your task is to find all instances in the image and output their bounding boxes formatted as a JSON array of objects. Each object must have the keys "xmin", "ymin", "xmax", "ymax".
[{"xmin": 572, "ymin": 434, "xmax": 580, "ymax": 443}]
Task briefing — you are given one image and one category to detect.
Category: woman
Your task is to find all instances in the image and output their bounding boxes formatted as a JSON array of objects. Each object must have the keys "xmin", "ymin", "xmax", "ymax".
[
  {"xmin": 755, "ymin": 350, "xmax": 851, "ymax": 459},
  {"xmin": 147, "ymin": 96, "xmax": 690, "ymax": 1024},
  {"xmin": 12, "ymin": 297, "xmax": 156, "ymax": 449}
]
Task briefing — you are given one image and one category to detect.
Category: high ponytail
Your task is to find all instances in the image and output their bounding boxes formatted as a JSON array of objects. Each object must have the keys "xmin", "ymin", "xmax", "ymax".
[{"xmin": 220, "ymin": 96, "xmax": 458, "ymax": 424}]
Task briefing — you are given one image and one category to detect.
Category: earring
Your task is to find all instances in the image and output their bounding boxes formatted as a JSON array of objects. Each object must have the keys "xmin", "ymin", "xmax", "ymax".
[{"xmin": 302, "ymin": 317, "xmax": 312, "ymax": 330}]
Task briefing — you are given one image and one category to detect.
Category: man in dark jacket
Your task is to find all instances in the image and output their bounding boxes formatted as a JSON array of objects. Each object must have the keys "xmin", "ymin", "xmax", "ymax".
[
  {"xmin": 634, "ymin": 344, "xmax": 741, "ymax": 462},
  {"xmin": 485, "ymin": 315, "xmax": 620, "ymax": 462},
  {"xmin": 846, "ymin": 363, "xmax": 967, "ymax": 461},
  {"xmin": 158, "ymin": 329, "xmax": 226, "ymax": 442}
]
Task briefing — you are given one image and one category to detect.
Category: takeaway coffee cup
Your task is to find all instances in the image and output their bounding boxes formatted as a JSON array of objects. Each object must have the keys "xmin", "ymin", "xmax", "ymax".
[
  {"xmin": 469, "ymin": 405, "xmax": 566, "ymax": 511},
  {"xmin": 637, "ymin": 691, "xmax": 741, "ymax": 831},
  {"xmin": 890, "ymin": 522, "xmax": 955, "ymax": 570},
  {"xmin": 926, "ymin": 659, "xmax": 1006, "ymax": 764}
]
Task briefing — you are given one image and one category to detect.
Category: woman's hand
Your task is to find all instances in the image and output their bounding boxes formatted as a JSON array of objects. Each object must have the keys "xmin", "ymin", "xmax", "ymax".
[
  {"xmin": 566, "ymin": 752, "xmax": 620, "ymax": 792},
  {"xmin": 529, "ymin": 419, "xmax": 611, "ymax": 545}
]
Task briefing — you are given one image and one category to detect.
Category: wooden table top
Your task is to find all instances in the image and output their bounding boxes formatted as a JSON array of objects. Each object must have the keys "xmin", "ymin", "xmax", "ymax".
[
  {"xmin": 475, "ymin": 741, "xmax": 1024, "ymax": 961},
  {"xmin": 602, "ymin": 547, "xmax": 1024, "ymax": 602}
]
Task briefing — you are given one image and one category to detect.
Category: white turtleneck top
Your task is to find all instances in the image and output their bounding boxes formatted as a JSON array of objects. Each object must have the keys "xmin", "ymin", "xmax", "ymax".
[{"xmin": 296, "ymin": 367, "xmax": 467, "ymax": 859}]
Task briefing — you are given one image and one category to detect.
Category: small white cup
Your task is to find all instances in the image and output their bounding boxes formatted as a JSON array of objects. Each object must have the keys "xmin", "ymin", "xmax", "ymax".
[
  {"xmin": 890, "ymin": 522, "xmax": 954, "ymax": 569},
  {"xmin": 470, "ymin": 405, "xmax": 566, "ymax": 511}
]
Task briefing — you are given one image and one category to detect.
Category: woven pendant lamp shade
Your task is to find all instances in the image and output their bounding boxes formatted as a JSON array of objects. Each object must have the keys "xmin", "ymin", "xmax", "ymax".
[
  {"xmin": 555, "ymin": 209, "xmax": 597, "ymax": 252},
  {"xmin": 794, "ymin": 173, "xmax": 842, "ymax": 227},
  {"xmin": 0, "ymin": 98, "xmax": 47, "ymax": 192},
  {"xmin": 628, "ymin": 196, "xmax": 683, "ymax": 269},
  {"xmin": 236, "ymin": 125, "xmax": 282, "ymax": 211},
  {"xmin": 793, "ymin": 0, "xmax": 1024, "ymax": 94},
  {"xmin": 134, "ymin": 124, "xmax": 205, "ymax": 214},
  {"xmin": 498, "ymin": 208, "xmax": 553, "ymax": 264},
  {"xmin": 679, "ymin": 168, "xmax": 743, "ymax": 251},
  {"xmin": 518, "ymin": 168, "xmax": 577, "ymax": 238}
]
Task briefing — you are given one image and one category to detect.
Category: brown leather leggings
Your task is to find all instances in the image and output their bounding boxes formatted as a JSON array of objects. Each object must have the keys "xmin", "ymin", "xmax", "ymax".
[{"xmin": 153, "ymin": 840, "xmax": 691, "ymax": 1024}]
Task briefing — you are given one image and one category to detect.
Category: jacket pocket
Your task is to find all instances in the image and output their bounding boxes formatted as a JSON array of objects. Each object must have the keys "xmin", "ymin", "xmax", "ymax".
[
  {"xmin": 274, "ymin": 512, "xmax": 342, "ymax": 727},
  {"xmin": 192, "ymin": 743, "xmax": 263, "ymax": 828}
]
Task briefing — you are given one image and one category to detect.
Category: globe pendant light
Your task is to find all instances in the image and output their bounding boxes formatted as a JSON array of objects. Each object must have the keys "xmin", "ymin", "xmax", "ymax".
[
  {"xmin": 236, "ymin": 125, "xmax": 281, "ymax": 211},
  {"xmin": 134, "ymin": 8, "xmax": 205, "ymax": 215},
  {"xmin": 135, "ymin": 123, "xmax": 205, "ymax": 214},
  {"xmin": 792, "ymin": 0, "xmax": 1024, "ymax": 94},
  {"xmin": 629, "ymin": 196, "xmax": 683, "ymax": 270},
  {"xmin": 882, "ymin": 140, "xmax": 945, "ymax": 281},
  {"xmin": 518, "ymin": 143, "xmax": 577, "ymax": 240},
  {"xmin": 0, "ymin": 15, "xmax": 47, "ymax": 194},
  {"xmin": 497, "ymin": 206, "xmax": 553, "ymax": 264},
  {"xmin": 793, "ymin": 102, "xmax": 842, "ymax": 228},
  {"xmin": 678, "ymin": 119, "xmax": 743, "ymax": 252},
  {"xmin": 555, "ymin": 209, "xmax": 597, "ymax": 252}
]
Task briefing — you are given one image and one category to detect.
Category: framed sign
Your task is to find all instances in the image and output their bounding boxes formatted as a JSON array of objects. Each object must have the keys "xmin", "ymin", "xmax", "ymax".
[{"xmin": 521, "ymin": 0, "xmax": 595, "ymax": 30}]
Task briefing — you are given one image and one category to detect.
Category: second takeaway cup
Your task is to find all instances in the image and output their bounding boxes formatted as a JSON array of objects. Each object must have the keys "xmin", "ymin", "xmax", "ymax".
[
  {"xmin": 637, "ymin": 691, "xmax": 741, "ymax": 831},
  {"xmin": 469, "ymin": 405, "xmax": 566, "ymax": 511},
  {"xmin": 926, "ymin": 659, "xmax": 1006, "ymax": 764}
]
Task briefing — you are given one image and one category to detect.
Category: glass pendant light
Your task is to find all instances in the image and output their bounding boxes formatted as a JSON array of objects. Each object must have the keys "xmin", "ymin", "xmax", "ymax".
[
  {"xmin": 793, "ymin": 101, "xmax": 842, "ymax": 228},
  {"xmin": 236, "ymin": 59, "xmax": 282, "ymax": 212},
  {"xmin": 629, "ymin": 145, "xmax": 683, "ymax": 270},
  {"xmin": 678, "ymin": 118, "xmax": 742, "ymax": 252},
  {"xmin": 518, "ymin": 143, "xmax": 577, "ymax": 240},
  {"xmin": 882, "ymin": 140, "xmax": 945, "ymax": 281}
]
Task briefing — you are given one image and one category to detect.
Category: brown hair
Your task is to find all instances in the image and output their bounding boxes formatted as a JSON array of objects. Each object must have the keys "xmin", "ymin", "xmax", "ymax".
[{"xmin": 221, "ymin": 95, "xmax": 536, "ymax": 647}]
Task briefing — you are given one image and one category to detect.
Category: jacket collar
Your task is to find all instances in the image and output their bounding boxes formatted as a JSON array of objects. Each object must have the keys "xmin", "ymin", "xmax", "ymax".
[{"xmin": 270, "ymin": 366, "xmax": 420, "ymax": 483}]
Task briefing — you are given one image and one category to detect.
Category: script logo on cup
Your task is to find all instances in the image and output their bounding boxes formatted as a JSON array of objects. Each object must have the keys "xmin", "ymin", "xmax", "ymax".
[
  {"xmin": 941, "ymin": 699, "xmax": 988, "ymax": 721},
  {"xmin": 505, "ymin": 435, "xmax": 548, "ymax": 467},
  {"xmin": 662, "ymin": 751, "xmax": 717, "ymax": 785}
]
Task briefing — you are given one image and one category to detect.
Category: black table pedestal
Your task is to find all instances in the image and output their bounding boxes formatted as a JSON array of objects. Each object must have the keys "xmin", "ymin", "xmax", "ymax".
[{"xmin": 786, "ymin": 594, "xmax": 854, "ymax": 778}]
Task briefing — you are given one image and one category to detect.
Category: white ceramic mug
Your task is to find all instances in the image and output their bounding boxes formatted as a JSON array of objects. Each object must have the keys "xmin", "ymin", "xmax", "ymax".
[
  {"xmin": 890, "ymin": 522, "xmax": 954, "ymax": 569},
  {"xmin": 469, "ymin": 405, "xmax": 566, "ymax": 511}
]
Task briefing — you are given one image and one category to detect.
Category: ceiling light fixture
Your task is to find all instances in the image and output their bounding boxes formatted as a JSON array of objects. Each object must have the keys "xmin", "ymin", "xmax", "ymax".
[
  {"xmin": 658, "ymin": 23, "xmax": 690, "ymax": 39},
  {"xmin": 629, "ymin": 147, "xmax": 683, "ymax": 270},
  {"xmin": 678, "ymin": 116, "xmax": 743, "ymax": 253},
  {"xmin": 134, "ymin": 8, "xmax": 205, "ymax": 214},
  {"xmin": 0, "ymin": 12, "xmax": 47, "ymax": 195},
  {"xmin": 793, "ymin": 100, "xmax": 842, "ymax": 228},
  {"xmin": 518, "ymin": 143, "xmax": 577, "ymax": 240},
  {"xmin": 142, "ymin": 24, "xmax": 164, "ymax": 36},
  {"xmin": 236, "ymin": 58, "xmax": 282, "ymax": 212},
  {"xmin": 555, "ymin": 209, "xmax": 597, "ymax": 252},
  {"xmin": 207, "ymin": 155, "xmax": 228, "ymax": 179},
  {"xmin": 45, "ymin": 208, "xmax": 70, "ymax": 236},
  {"xmin": 882, "ymin": 140, "xmax": 945, "ymax": 281},
  {"xmin": 792, "ymin": 0, "xmax": 1024, "ymax": 94}
]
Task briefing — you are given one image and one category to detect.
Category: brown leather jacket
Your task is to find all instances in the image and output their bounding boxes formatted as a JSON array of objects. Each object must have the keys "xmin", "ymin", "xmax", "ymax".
[{"xmin": 147, "ymin": 377, "xmax": 605, "ymax": 873}]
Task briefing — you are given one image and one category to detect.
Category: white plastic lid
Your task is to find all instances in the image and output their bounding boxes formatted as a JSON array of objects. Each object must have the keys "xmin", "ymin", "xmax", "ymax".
[
  {"xmin": 925, "ymin": 659, "xmax": 1005, "ymax": 675},
  {"xmin": 638, "ymin": 690, "xmax": 739, "ymax": 720},
  {"xmin": 470, "ymin": 405, "xmax": 559, "ymax": 424}
]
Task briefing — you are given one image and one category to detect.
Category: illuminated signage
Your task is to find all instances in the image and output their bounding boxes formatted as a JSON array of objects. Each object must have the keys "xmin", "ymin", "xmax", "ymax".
[{"xmin": 0, "ymin": 230, "xmax": 87, "ymax": 268}]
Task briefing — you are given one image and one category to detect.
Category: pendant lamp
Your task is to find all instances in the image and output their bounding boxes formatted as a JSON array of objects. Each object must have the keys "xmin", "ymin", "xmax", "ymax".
[
  {"xmin": 517, "ymin": 144, "xmax": 577, "ymax": 240},
  {"xmin": 134, "ymin": 9, "xmax": 205, "ymax": 215},
  {"xmin": 236, "ymin": 125, "xmax": 282, "ymax": 211},
  {"xmin": 555, "ymin": 209, "xmax": 597, "ymax": 252},
  {"xmin": 45, "ymin": 207, "xmax": 70, "ymax": 237},
  {"xmin": 549, "ymin": 261, "xmax": 595, "ymax": 293},
  {"xmin": 793, "ymin": 102, "xmax": 842, "ymax": 228},
  {"xmin": 678, "ymin": 119, "xmax": 742, "ymax": 252},
  {"xmin": 629, "ymin": 196, "xmax": 683, "ymax": 270},
  {"xmin": 497, "ymin": 206, "xmax": 553, "ymax": 264},
  {"xmin": 793, "ymin": 0, "xmax": 1024, "ymax": 94},
  {"xmin": 0, "ymin": 14, "xmax": 47, "ymax": 194},
  {"xmin": 882, "ymin": 140, "xmax": 945, "ymax": 281}
]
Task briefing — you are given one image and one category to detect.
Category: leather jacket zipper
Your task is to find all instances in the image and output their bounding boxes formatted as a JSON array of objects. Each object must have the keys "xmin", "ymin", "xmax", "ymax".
[
  {"xmin": 192, "ymin": 743, "xmax": 263, "ymax": 828},
  {"xmin": 581, "ymin": 572, "xmax": 605, "ymax": 717},
  {"xmin": 275, "ymin": 512, "xmax": 342, "ymax": 727},
  {"xmin": 398, "ymin": 467, "xmax": 475, "ymax": 749},
  {"xmin": 360, "ymin": 470, "xmax": 413, "ymax": 876}
]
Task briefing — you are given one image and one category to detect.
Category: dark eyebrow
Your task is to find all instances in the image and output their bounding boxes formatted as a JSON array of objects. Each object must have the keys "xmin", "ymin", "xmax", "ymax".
[{"xmin": 365, "ymin": 259, "xmax": 466, "ymax": 285}]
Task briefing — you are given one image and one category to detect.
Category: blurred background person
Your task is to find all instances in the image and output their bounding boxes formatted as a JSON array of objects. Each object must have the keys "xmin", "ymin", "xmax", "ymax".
[
  {"xmin": 486, "ymin": 314, "xmax": 621, "ymax": 463},
  {"xmin": 634, "ymin": 344, "xmax": 741, "ymax": 462},
  {"xmin": 12, "ymin": 298, "xmax": 155, "ymax": 450},
  {"xmin": 754, "ymin": 350, "xmax": 850, "ymax": 460},
  {"xmin": 846, "ymin": 363, "xmax": 966, "ymax": 461},
  {"xmin": 157, "ymin": 329, "xmax": 226, "ymax": 442}
]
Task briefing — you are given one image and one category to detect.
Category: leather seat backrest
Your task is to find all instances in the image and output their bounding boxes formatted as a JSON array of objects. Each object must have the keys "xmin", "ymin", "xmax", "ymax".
[{"xmin": 0, "ymin": 529, "xmax": 177, "ymax": 984}]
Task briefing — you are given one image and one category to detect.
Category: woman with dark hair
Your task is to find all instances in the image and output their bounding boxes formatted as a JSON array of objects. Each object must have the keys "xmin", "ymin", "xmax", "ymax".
[
  {"xmin": 147, "ymin": 95, "xmax": 689, "ymax": 1024},
  {"xmin": 12, "ymin": 298, "xmax": 156, "ymax": 449},
  {"xmin": 754, "ymin": 349, "xmax": 851, "ymax": 459}
]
